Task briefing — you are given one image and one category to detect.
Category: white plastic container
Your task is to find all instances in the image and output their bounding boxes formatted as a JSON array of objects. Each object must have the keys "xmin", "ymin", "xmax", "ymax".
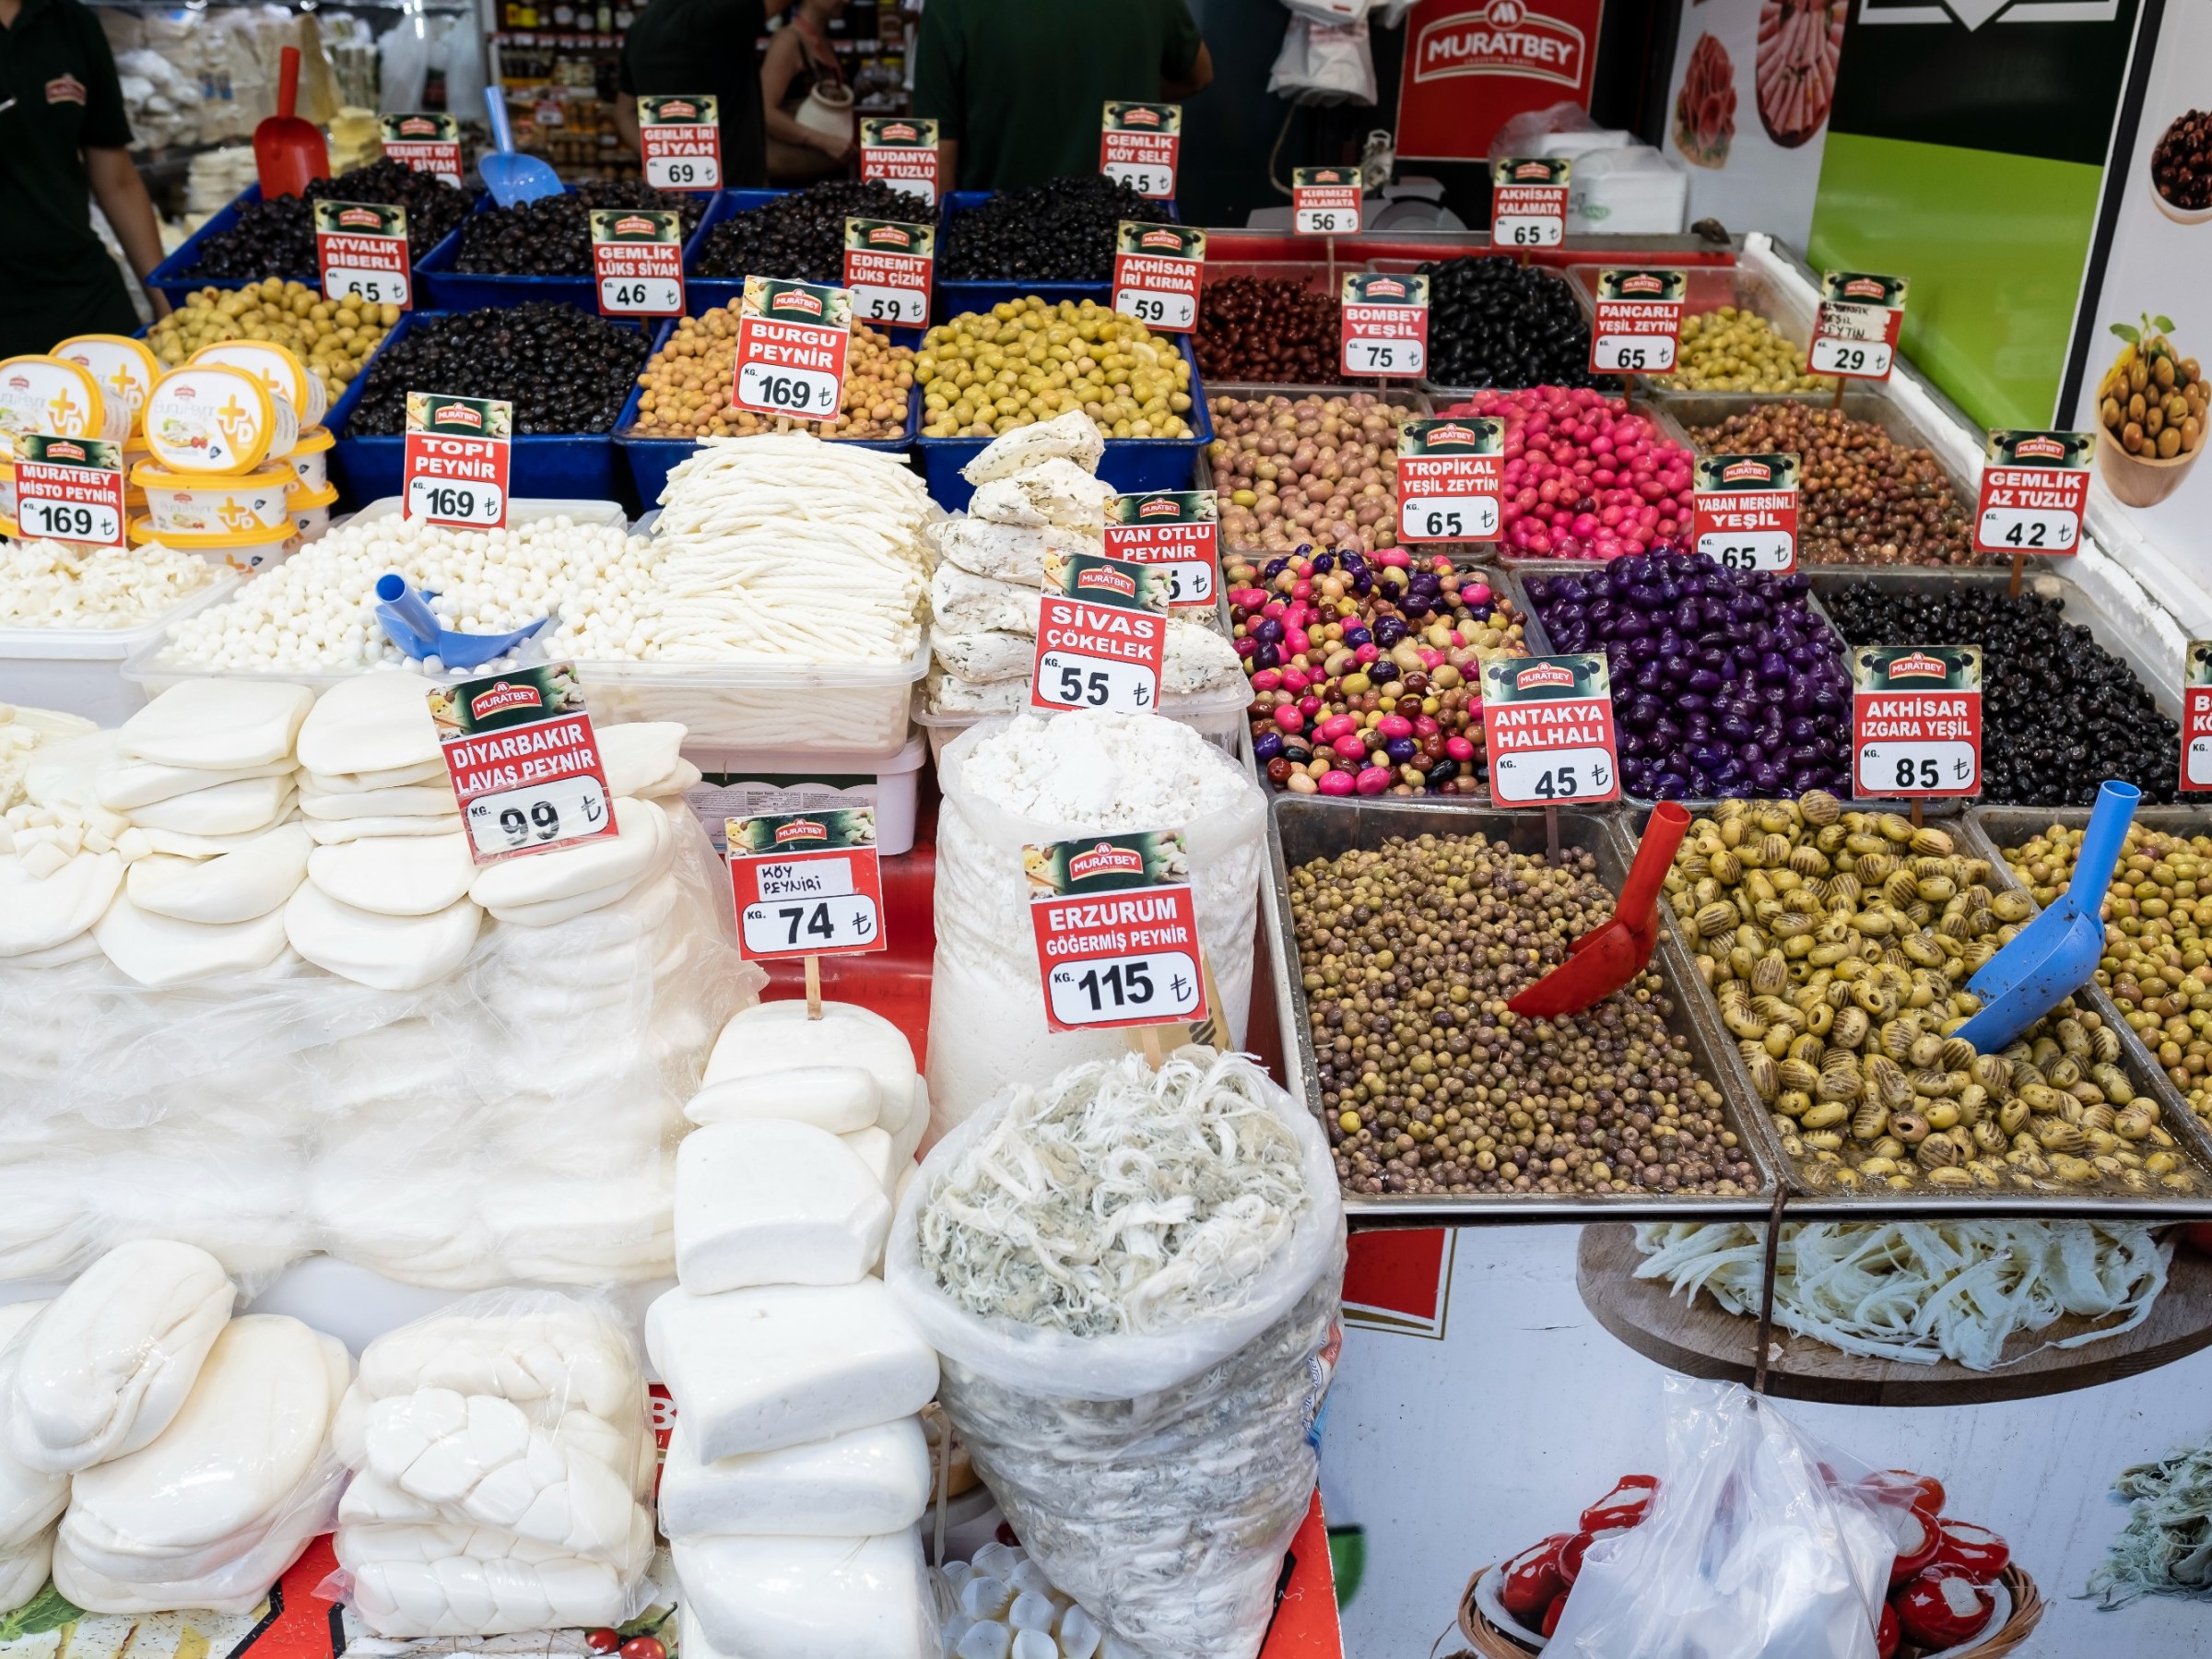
[
  {"xmin": 0, "ymin": 571, "xmax": 241, "ymax": 724},
  {"xmin": 284, "ymin": 426, "xmax": 334, "ymax": 491},
  {"xmin": 915, "ymin": 678, "xmax": 1249, "ymax": 765},
  {"xmin": 142, "ymin": 363, "xmax": 300, "ymax": 474},
  {"xmin": 128, "ymin": 514, "xmax": 298, "ymax": 571},
  {"xmin": 291, "ymin": 479, "xmax": 340, "ymax": 541},
  {"xmin": 580, "ymin": 635, "xmax": 934, "ymax": 756},
  {"xmin": 132, "ymin": 460, "xmax": 298, "ymax": 535},
  {"xmin": 680, "ymin": 731, "xmax": 926, "ymax": 856},
  {"xmin": 0, "ymin": 354, "xmax": 131, "ymax": 458},
  {"xmin": 189, "ymin": 339, "xmax": 331, "ymax": 428},
  {"xmin": 346, "ymin": 494, "xmax": 633, "ymax": 529}
]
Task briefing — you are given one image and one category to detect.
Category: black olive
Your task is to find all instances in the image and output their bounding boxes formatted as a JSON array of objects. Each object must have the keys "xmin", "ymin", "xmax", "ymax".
[
  {"xmin": 182, "ymin": 159, "xmax": 474, "ymax": 279},
  {"xmin": 1418, "ymin": 256, "xmax": 1616, "ymax": 392},
  {"xmin": 939, "ymin": 174, "xmax": 1153, "ymax": 283},
  {"xmin": 346, "ymin": 303, "xmax": 650, "ymax": 436},
  {"xmin": 453, "ymin": 179, "xmax": 705, "ymax": 277},
  {"xmin": 1823, "ymin": 581, "xmax": 2181, "ymax": 806},
  {"xmin": 695, "ymin": 180, "xmax": 930, "ymax": 285}
]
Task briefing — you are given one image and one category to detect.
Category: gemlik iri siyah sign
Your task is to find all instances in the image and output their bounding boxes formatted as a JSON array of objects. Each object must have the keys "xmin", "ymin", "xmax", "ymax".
[{"xmin": 1396, "ymin": 0, "xmax": 1602, "ymax": 162}]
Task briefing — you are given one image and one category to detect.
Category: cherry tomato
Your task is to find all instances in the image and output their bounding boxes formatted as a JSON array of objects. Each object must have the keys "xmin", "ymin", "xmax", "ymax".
[
  {"xmin": 584, "ymin": 1633, "xmax": 619, "ymax": 1654},
  {"xmin": 620, "ymin": 1638, "xmax": 666, "ymax": 1659},
  {"xmin": 1936, "ymin": 1519, "xmax": 2011, "ymax": 1583}
]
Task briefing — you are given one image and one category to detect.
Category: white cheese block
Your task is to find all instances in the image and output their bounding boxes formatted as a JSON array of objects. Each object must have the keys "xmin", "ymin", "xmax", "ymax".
[
  {"xmin": 285, "ymin": 883, "xmax": 482, "ymax": 991},
  {"xmin": 126, "ymin": 822, "xmax": 312, "ymax": 924},
  {"xmin": 969, "ymin": 460, "xmax": 1115, "ymax": 531},
  {"xmin": 683, "ymin": 1065, "xmax": 881, "ymax": 1134},
  {"xmin": 0, "ymin": 850, "xmax": 123, "ymax": 958},
  {"xmin": 599, "ymin": 723, "xmax": 685, "ymax": 797},
  {"xmin": 704, "ymin": 999, "xmax": 918, "ymax": 1133},
  {"xmin": 126, "ymin": 774, "xmax": 295, "ymax": 836},
  {"xmin": 303, "ymin": 758, "xmax": 453, "ymax": 794},
  {"xmin": 307, "ymin": 830, "xmax": 475, "ymax": 916},
  {"xmin": 483, "ymin": 869, "xmax": 652, "ymax": 928},
  {"xmin": 675, "ymin": 1119, "xmax": 891, "ymax": 1293},
  {"xmin": 0, "ymin": 1305, "xmax": 66, "ymax": 1553},
  {"xmin": 24, "ymin": 730, "xmax": 118, "ymax": 814},
  {"xmin": 0, "ymin": 1535, "xmax": 51, "ymax": 1617},
  {"xmin": 960, "ymin": 409, "xmax": 1104, "ymax": 483},
  {"xmin": 469, "ymin": 797, "xmax": 665, "ymax": 910},
  {"xmin": 93, "ymin": 890, "xmax": 290, "ymax": 986},
  {"xmin": 53, "ymin": 1480, "xmax": 335, "ymax": 1618},
  {"xmin": 306, "ymin": 813, "xmax": 465, "ymax": 846},
  {"xmin": 645, "ymin": 1280, "xmax": 936, "ymax": 1461},
  {"xmin": 97, "ymin": 757, "xmax": 294, "ymax": 812},
  {"xmin": 138, "ymin": 819, "xmax": 302, "ymax": 858},
  {"xmin": 6, "ymin": 930, "xmax": 102, "ymax": 968},
  {"xmin": 658, "ymin": 1415, "xmax": 928, "ymax": 1538},
  {"xmin": 299, "ymin": 782, "xmax": 458, "ymax": 821},
  {"xmin": 118, "ymin": 681, "xmax": 313, "ymax": 770},
  {"xmin": 295, "ymin": 671, "xmax": 444, "ymax": 775},
  {"xmin": 840, "ymin": 1125, "xmax": 897, "ymax": 1196},
  {"xmin": 348, "ymin": 1303, "xmax": 645, "ymax": 1428},
  {"xmin": 676, "ymin": 1528, "xmax": 933, "ymax": 1659},
  {"xmin": 889, "ymin": 1078, "xmax": 930, "ymax": 1166},
  {"xmin": 6, "ymin": 1239, "xmax": 233, "ymax": 1475},
  {"xmin": 337, "ymin": 1522, "xmax": 630, "ymax": 1637}
]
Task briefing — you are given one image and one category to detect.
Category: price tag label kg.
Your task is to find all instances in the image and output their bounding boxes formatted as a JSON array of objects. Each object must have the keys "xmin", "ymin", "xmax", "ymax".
[
  {"xmin": 1973, "ymin": 429, "xmax": 2093, "ymax": 559},
  {"xmin": 1588, "ymin": 268, "xmax": 1686, "ymax": 376},
  {"xmin": 1103, "ymin": 490, "xmax": 1218, "ymax": 608},
  {"xmin": 731, "ymin": 276, "xmax": 853, "ymax": 421},
  {"xmin": 1397, "ymin": 417, "xmax": 1502, "ymax": 544},
  {"xmin": 1030, "ymin": 551, "xmax": 1171, "ymax": 716},
  {"xmin": 431, "ymin": 665, "xmax": 619, "ymax": 865},
  {"xmin": 2184, "ymin": 641, "xmax": 2212, "ymax": 794},
  {"xmin": 637, "ymin": 94, "xmax": 722, "ymax": 192},
  {"xmin": 1490, "ymin": 156, "xmax": 1571, "ymax": 250},
  {"xmin": 313, "ymin": 199, "xmax": 411, "ymax": 310},
  {"xmin": 1340, "ymin": 272, "xmax": 1429, "ymax": 380},
  {"xmin": 1291, "ymin": 165, "xmax": 1362, "ymax": 237},
  {"xmin": 1811, "ymin": 271, "xmax": 1909, "ymax": 382},
  {"xmin": 591, "ymin": 208, "xmax": 685, "ymax": 318},
  {"xmin": 1481, "ymin": 654, "xmax": 1622, "ymax": 807},
  {"xmin": 1111, "ymin": 221, "xmax": 1205, "ymax": 334},
  {"xmin": 726, "ymin": 808, "xmax": 887, "ymax": 963},
  {"xmin": 402, "ymin": 392, "xmax": 512, "ymax": 529},
  {"xmin": 842, "ymin": 217, "xmax": 935, "ymax": 328},
  {"xmin": 860, "ymin": 117, "xmax": 940, "ymax": 206},
  {"xmin": 12, "ymin": 433, "xmax": 126, "ymax": 547},
  {"xmin": 1100, "ymin": 100, "xmax": 1181, "ymax": 200},
  {"xmin": 1026, "ymin": 831, "xmax": 1207, "ymax": 1034},
  {"xmin": 380, "ymin": 113, "xmax": 464, "ymax": 188},
  {"xmin": 1691, "ymin": 453, "xmax": 1800, "ymax": 574},
  {"xmin": 1851, "ymin": 646, "xmax": 1983, "ymax": 799}
]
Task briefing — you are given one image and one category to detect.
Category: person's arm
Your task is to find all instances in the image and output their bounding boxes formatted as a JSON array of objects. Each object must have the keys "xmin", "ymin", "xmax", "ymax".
[
  {"xmin": 761, "ymin": 29, "xmax": 853, "ymax": 159},
  {"xmin": 84, "ymin": 147, "xmax": 170, "ymax": 319},
  {"xmin": 613, "ymin": 91, "xmax": 641, "ymax": 150},
  {"xmin": 1162, "ymin": 41, "xmax": 1212, "ymax": 100}
]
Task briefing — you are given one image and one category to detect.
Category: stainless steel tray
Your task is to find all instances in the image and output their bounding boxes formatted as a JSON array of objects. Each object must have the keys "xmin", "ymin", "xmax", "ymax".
[
  {"xmin": 1967, "ymin": 803, "xmax": 2212, "ymax": 1173},
  {"xmin": 1267, "ymin": 794, "xmax": 1783, "ymax": 1223},
  {"xmin": 1619, "ymin": 803, "xmax": 2212, "ymax": 1218}
]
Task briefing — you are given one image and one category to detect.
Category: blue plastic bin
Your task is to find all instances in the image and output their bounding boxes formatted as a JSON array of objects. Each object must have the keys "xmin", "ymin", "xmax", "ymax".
[
  {"xmin": 324, "ymin": 311, "xmax": 640, "ymax": 506},
  {"xmin": 417, "ymin": 188, "xmax": 723, "ymax": 312},
  {"xmin": 914, "ymin": 332, "xmax": 1210, "ymax": 512},
  {"xmin": 932, "ymin": 189, "xmax": 1174, "ymax": 319},
  {"xmin": 684, "ymin": 189, "xmax": 794, "ymax": 315},
  {"xmin": 147, "ymin": 183, "xmax": 465, "ymax": 305},
  {"xmin": 612, "ymin": 315, "xmax": 923, "ymax": 507}
]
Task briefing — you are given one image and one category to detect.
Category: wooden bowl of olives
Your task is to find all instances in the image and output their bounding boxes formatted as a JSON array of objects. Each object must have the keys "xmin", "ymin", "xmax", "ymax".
[{"xmin": 2097, "ymin": 316, "xmax": 2205, "ymax": 508}]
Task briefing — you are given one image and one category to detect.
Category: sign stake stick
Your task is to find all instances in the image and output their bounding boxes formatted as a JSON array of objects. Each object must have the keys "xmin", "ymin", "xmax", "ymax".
[
  {"xmin": 1139, "ymin": 1023, "xmax": 1165, "ymax": 1071},
  {"xmin": 2009, "ymin": 551, "xmax": 2025, "ymax": 600},
  {"xmin": 1545, "ymin": 804, "xmax": 1560, "ymax": 865},
  {"xmin": 1911, "ymin": 799, "xmax": 1925, "ymax": 831},
  {"xmin": 1830, "ymin": 376, "xmax": 1844, "ymax": 411},
  {"xmin": 1752, "ymin": 1182, "xmax": 1788, "ymax": 1395},
  {"xmin": 805, "ymin": 953, "xmax": 823, "ymax": 1020},
  {"xmin": 1324, "ymin": 232, "xmax": 1335, "ymax": 301}
]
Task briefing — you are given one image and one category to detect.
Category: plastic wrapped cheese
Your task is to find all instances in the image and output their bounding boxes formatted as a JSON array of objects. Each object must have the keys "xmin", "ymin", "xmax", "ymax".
[
  {"xmin": 6, "ymin": 1238, "xmax": 235, "ymax": 1474},
  {"xmin": 645, "ymin": 1280, "xmax": 937, "ymax": 1461},
  {"xmin": 702, "ymin": 1000, "xmax": 918, "ymax": 1135},
  {"xmin": 676, "ymin": 1527, "xmax": 934, "ymax": 1659},
  {"xmin": 960, "ymin": 410, "xmax": 1104, "ymax": 484},
  {"xmin": 339, "ymin": 1522, "xmax": 635, "ymax": 1637},
  {"xmin": 968, "ymin": 462, "xmax": 1115, "ymax": 533},
  {"xmin": 675, "ymin": 1119, "xmax": 892, "ymax": 1292},
  {"xmin": 658, "ymin": 1415, "xmax": 930, "ymax": 1539},
  {"xmin": 0, "ymin": 1302, "xmax": 67, "ymax": 1553},
  {"xmin": 685, "ymin": 1066, "xmax": 883, "ymax": 1134}
]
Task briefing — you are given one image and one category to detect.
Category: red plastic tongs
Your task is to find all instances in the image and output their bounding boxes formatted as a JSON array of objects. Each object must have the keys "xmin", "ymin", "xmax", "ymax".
[{"xmin": 1508, "ymin": 802, "xmax": 1691, "ymax": 1018}]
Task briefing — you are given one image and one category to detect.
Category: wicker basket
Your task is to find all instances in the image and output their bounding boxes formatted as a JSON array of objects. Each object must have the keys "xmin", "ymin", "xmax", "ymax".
[{"xmin": 1453, "ymin": 1562, "xmax": 2044, "ymax": 1659}]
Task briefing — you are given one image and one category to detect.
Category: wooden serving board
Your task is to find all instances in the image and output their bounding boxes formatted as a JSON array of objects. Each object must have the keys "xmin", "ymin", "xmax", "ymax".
[{"xmin": 1575, "ymin": 1223, "xmax": 2212, "ymax": 1406}]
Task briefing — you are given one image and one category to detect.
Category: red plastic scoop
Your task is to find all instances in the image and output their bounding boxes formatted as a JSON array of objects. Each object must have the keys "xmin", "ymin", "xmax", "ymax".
[
  {"xmin": 254, "ymin": 47, "xmax": 330, "ymax": 201},
  {"xmin": 1509, "ymin": 802, "xmax": 1691, "ymax": 1019}
]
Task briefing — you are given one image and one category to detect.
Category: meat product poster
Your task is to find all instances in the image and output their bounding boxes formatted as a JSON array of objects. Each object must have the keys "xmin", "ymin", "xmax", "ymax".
[{"xmin": 1394, "ymin": 0, "xmax": 1604, "ymax": 163}]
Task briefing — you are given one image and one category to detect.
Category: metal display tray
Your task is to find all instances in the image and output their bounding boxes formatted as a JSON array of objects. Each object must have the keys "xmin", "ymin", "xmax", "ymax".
[
  {"xmin": 1967, "ymin": 804, "xmax": 2212, "ymax": 1172},
  {"xmin": 1619, "ymin": 805, "xmax": 2212, "ymax": 1218},
  {"xmin": 1266, "ymin": 795, "xmax": 1785, "ymax": 1224},
  {"xmin": 1197, "ymin": 382, "xmax": 1448, "ymax": 559}
]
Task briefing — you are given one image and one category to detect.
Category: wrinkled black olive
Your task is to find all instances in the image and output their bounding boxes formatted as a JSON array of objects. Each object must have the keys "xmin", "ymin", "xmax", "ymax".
[
  {"xmin": 940, "ymin": 173, "xmax": 1153, "ymax": 283},
  {"xmin": 182, "ymin": 159, "xmax": 474, "ymax": 279},
  {"xmin": 347, "ymin": 303, "xmax": 650, "ymax": 436},
  {"xmin": 453, "ymin": 180, "xmax": 704, "ymax": 277},
  {"xmin": 1419, "ymin": 256, "xmax": 1610, "ymax": 392},
  {"xmin": 1823, "ymin": 581, "xmax": 2180, "ymax": 806},
  {"xmin": 695, "ymin": 179, "xmax": 929, "ymax": 285}
]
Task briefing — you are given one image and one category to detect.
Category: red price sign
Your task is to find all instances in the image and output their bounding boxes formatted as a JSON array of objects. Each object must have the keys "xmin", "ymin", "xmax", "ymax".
[
  {"xmin": 1291, "ymin": 166, "xmax": 1362, "ymax": 237},
  {"xmin": 1851, "ymin": 646, "xmax": 1982, "ymax": 799},
  {"xmin": 638, "ymin": 95, "xmax": 721, "ymax": 191},
  {"xmin": 1972, "ymin": 429, "xmax": 2093, "ymax": 559},
  {"xmin": 1340, "ymin": 272, "xmax": 1429, "ymax": 379},
  {"xmin": 592, "ymin": 209, "xmax": 684, "ymax": 318},
  {"xmin": 1030, "ymin": 553, "xmax": 1170, "ymax": 716},
  {"xmin": 1480, "ymin": 654, "xmax": 1620, "ymax": 807},
  {"xmin": 1026, "ymin": 831, "xmax": 1207, "ymax": 1034},
  {"xmin": 11, "ymin": 433, "xmax": 126, "ymax": 547},
  {"xmin": 431, "ymin": 665, "xmax": 619, "ymax": 866},
  {"xmin": 1100, "ymin": 100, "xmax": 1180, "ymax": 199},
  {"xmin": 2185, "ymin": 643, "xmax": 2212, "ymax": 793},
  {"xmin": 313, "ymin": 199, "xmax": 410, "ymax": 310},
  {"xmin": 725, "ymin": 807, "xmax": 887, "ymax": 963},
  {"xmin": 1691, "ymin": 453, "xmax": 1799, "ymax": 574},
  {"xmin": 1810, "ymin": 271, "xmax": 1909, "ymax": 381},
  {"xmin": 379, "ymin": 113, "xmax": 463, "ymax": 187},
  {"xmin": 860, "ymin": 117, "xmax": 939, "ymax": 206},
  {"xmin": 1397, "ymin": 417, "xmax": 1501, "ymax": 543},
  {"xmin": 1102, "ymin": 489, "xmax": 1218, "ymax": 609},
  {"xmin": 842, "ymin": 218, "xmax": 934, "ymax": 329},
  {"xmin": 1111, "ymin": 221, "xmax": 1204, "ymax": 334},
  {"xmin": 1490, "ymin": 156, "xmax": 1570, "ymax": 250},
  {"xmin": 402, "ymin": 392, "xmax": 511, "ymax": 530},
  {"xmin": 1588, "ymin": 268, "xmax": 1685, "ymax": 376},
  {"xmin": 732, "ymin": 276, "xmax": 853, "ymax": 421}
]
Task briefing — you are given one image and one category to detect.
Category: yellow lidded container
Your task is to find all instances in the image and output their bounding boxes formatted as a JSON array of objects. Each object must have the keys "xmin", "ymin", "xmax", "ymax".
[{"xmin": 142, "ymin": 364, "xmax": 300, "ymax": 476}]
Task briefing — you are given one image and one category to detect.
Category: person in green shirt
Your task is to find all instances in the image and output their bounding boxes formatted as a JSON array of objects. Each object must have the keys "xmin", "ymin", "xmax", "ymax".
[
  {"xmin": 912, "ymin": 0, "xmax": 1211, "ymax": 194},
  {"xmin": 0, "ymin": 0, "xmax": 170, "ymax": 359}
]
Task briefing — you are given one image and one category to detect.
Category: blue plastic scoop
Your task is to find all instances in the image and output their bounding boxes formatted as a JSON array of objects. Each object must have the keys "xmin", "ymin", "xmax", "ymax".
[
  {"xmin": 1952, "ymin": 779, "xmax": 2140, "ymax": 1054},
  {"xmin": 478, "ymin": 86, "xmax": 563, "ymax": 208},
  {"xmin": 375, "ymin": 573, "xmax": 549, "ymax": 669}
]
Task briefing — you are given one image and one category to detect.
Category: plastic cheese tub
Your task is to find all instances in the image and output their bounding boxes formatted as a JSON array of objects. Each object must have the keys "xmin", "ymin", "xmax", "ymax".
[
  {"xmin": 143, "ymin": 363, "xmax": 300, "ymax": 474},
  {"xmin": 574, "ymin": 635, "xmax": 933, "ymax": 756},
  {"xmin": 290, "ymin": 478, "xmax": 341, "ymax": 541},
  {"xmin": 679, "ymin": 730, "xmax": 926, "ymax": 856},
  {"xmin": 131, "ymin": 460, "xmax": 299, "ymax": 535},
  {"xmin": 0, "ymin": 571, "xmax": 241, "ymax": 724},
  {"xmin": 284, "ymin": 425, "xmax": 334, "ymax": 490},
  {"xmin": 128, "ymin": 513, "xmax": 298, "ymax": 571}
]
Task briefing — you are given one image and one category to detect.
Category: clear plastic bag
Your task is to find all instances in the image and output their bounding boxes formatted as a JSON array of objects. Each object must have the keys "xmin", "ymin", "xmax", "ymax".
[
  {"xmin": 324, "ymin": 1288, "xmax": 658, "ymax": 1639},
  {"xmin": 884, "ymin": 1058, "xmax": 1344, "ymax": 1659},
  {"xmin": 1267, "ymin": 18, "xmax": 1377, "ymax": 107},
  {"xmin": 1544, "ymin": 1379, "xmax": 1912, "ymax": 1659}
]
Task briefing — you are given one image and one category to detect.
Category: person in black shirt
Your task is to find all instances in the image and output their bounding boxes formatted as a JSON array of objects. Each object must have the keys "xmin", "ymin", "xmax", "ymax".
[
  {"xmin": 0, "ymin": 0, "xmax": 170, "ymax": 358},
  {"xmin": 614, "ymin": 0, "xmax": 795, "ymax": 190}
]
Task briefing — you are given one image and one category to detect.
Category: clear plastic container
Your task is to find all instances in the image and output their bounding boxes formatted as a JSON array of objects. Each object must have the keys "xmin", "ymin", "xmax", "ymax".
[
  {"xmin": 0, "ymin": 571, "xmax": 241, "ymax": 724},
  {"xmin": 132, "ymin": 460, "xmax": 298, "ymax": 535},
  {"xmin": 578, "ymin": 634, "xmax": 932, "ymax": 755},
  {"xmin": 681, "ymin": 730, "xmax": 926, "ymax": 855},
  {"xmin": 344, "ymin": 495, "xmax": 633, "ymax": 530}
]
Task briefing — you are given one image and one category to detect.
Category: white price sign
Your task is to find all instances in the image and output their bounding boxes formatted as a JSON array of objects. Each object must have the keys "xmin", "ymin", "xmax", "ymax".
[
  {"xmin": 740, "ymin": 892, "xmax": 884, "ymax": 956},
  {"xmin": 1808, "ymin": 335, "xmax": 1892, "ymax": 378},
  {"xmin": 1294, "ymin": 205, "xmax": 1356, "ymax": 234},
  {"xmin": 406, "ymin": 474, "xmax": 506, "ymax": 526},
  {"xmin": 1488, "ymin": 747, "xmax": 1618, "ymax": 806},
  {"xmin": 1857, "ymin": 740, "xmax": 1978, "ymax": 798},
  {"xmin": 851, "ymin": 283, "xmax": 928, "ymax": 325},
  {"xmin": 1696, "ymin": 529, "xmax": 1794, "ymax": 571},
  {"xmin": 326, "ymin": 268, "xmax": 408, "ymax": 307},
  {"xmin": 1591, "ymin": 332, "xmax": 1676, "ymax": 374},
  {"xmin": 736, "ymin": 360, "xmax": 841, "ymax": 419},
  {"xmin": 1115, "ymin": 288, "xmax": 1195, "ymax": 331},
  {"xmin": 1103, "ymin": 160, "xmax": 1174, "ymax": 196},
  {"xmin": 1344, "ymin": 336, "xmax": 1424, "ymax": 376},
  {"xmin": 1976, "ymin": 504, "xmax": 2079, "ymax": 554},
  {"xmin": 1400, "ymin": 495, "xmax": 1499, "ymax": 541},
  {"xmin": 17, "ymin": 497, "xmax": 122, "ymax": 543},
  {"xmin": 1493, "ymin": 215, "xmax": 1562, "ymax": 248},
  {"xmin": 1044, "ymin": 948, "xmax": 1204, "ymax": 1030},
  {"xmin": 646, "ymin": 155, "xmax": 712, "ymax": 191},
  {"xmin": 464, "ymin": 771, "xmax": 612, "ymax": 861},
  {"xmin": 1146, "ymin": 559, "xmax": 1215, "ymax": 607},
  {"xmin": 1034, "ymin": 649, "xmax": 1158, "ymax": 714},
  {"xmin": 599, "ymin": 276, "xmax": 681, "ymax": 314}
]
